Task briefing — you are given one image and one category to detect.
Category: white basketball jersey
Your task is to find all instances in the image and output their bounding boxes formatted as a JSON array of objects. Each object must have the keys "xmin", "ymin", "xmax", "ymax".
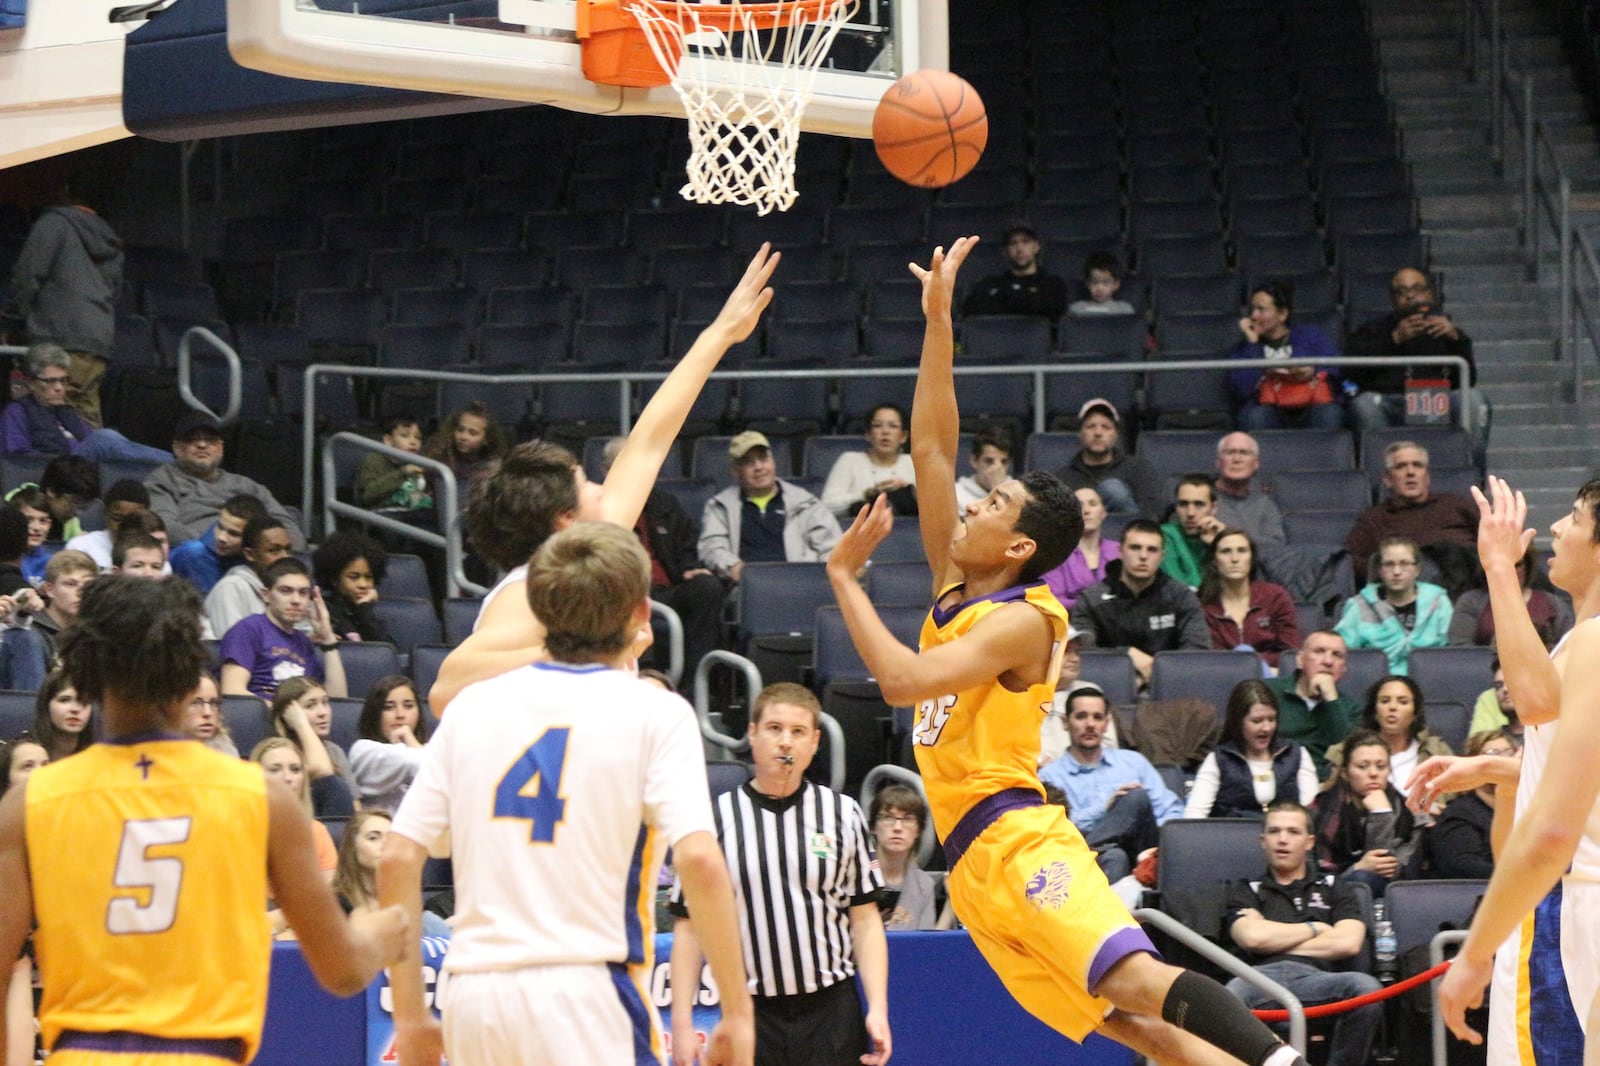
[
  {"xmin": 472, "ymin": 564, "xmax": 528, "ymax": 632},
  {"xmin": 1555, "ymin": 620, "xmax": 1600, "ymax": 882},
  {"xmin": 391, "ymin": 662, "xmax": 714, "ymax": 971}
]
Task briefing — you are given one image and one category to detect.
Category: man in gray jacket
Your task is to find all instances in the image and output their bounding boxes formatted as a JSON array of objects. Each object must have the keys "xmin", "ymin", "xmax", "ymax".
[
  {"xmin": 5, "ymin": 193, "xmax": 123, "ymax": 427},
  {"xmin": 698, "ymin": 430, "xmax": 840, "ymax": 584},
  {"xmin": 144, "ymin": 411, "xmax": 305, "ymax": 548}
]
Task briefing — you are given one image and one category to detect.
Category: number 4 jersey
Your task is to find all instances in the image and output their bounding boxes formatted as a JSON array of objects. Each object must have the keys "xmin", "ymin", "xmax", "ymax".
[
  {"xmin": 25, "ymin": 738, "xmax": 272, "ymax": 1059},
  {"xmin": 390, "ymin": 662, "xmax": 716, "ymax": 973}
]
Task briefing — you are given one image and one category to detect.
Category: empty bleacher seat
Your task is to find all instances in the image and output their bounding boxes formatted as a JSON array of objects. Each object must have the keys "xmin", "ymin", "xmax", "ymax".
[{"xmin": 1149, "ymin": 650, "xmax": 1264, "ymax": 717}]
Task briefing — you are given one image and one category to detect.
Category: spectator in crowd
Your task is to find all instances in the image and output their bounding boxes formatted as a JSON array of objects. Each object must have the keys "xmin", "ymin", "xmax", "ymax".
[
  {"xmin": 1067, "ymin": 250, "xmax": 1136, "ymax": 317},
  {"xmin": 961, "ymin": 224, "xmax": 1067, "ymax": 321},
  {"xmin": 251, "ymin": 736, "xmax": 336, "ymax": 877},
  {"xmin": 1224, "ymin": 801, "xmax": 1383, "ymax": 1066},
  {"xmin": 1267, "ymin": 631, "xmax": 1360, "ymax": 779},
  {"xmin": 270, "ymin": 675, "xmax": 356, "ymax": 818},
  {"xmin": 1336, "ymin": 536, "xmax": 1453, "ymax": 675},
  {"xmin": 1040, "ymin": 637, "xmax": 1091, "ymax": 767},
  {"xmin": 219, "ymin": 557, "xmax": 347, "ymax": 701},
  {"xmin": 1343, "ymin": 441, "xmax": 1478, "ymax": 584},
  {"xmin": 1213, "ymin": 432, "xmax": 1287, "ymax": 547},
  {"xmin": 0, "ymin": 508, "xmax": 48, "ymax": 690},
  {"xmin": 1058, "ymin": 398, "xmax": 1163, "ymax": 517},
  {"xmin": 112, "ymin": 528, "xmax": 167, "ymax": 579},
  {"xmin": 203, "ymin": 515, "xmax": 295, "ymax": 638},
  {"xmin": 61, "ymin": 479, "xmax": 153, "ymax": 571},
  {"xmin": 1042, "ymin": 486, "xmax": 1118, "ymax": 611},
  {"xmin": 1160, "ymin": 474, "xmax": 1226, "ymax": 588},
  {"xmin": 0, "ymin": 507, "xmax": 35, "ymax": 601},
  {"xmin": 1313, "ymin": 727, "xmax": 1420, "ymax": 896},
  {"xmin": 3, "ymin": 188, "xmax": 122, "ymax": 426},
  {"xmin": 181, "ymin": 671, "xmax": 237, "ymax": 758},
  {"xmin": 0, "ymin": 732, "xmax": 45, "ymax": 1065},
  {"xmin": 312, "ymin": 530, "xmax": 390, "ymax": 644},
  {"xmin": 33, "ymin": 669, "xmax": 92, "ymax": 762},
  {"xmin": 1073, "ymin": 519, "xmax": 1209, "ymax": 688},
  {"xmin": 349, "ymin": 674, "xmax": 427, "ymax": 812},
  {"xmin": 1424, "ymin": 729, "xmax": 1518, "ymax": 879},
  {"xmin": 1187, "ymin": 682, "xmax": 1318, "ymax": 818},
  {"xmin": 37, "ymin": 455, "xmax": 99, "ymax": 543},
  {"xmin": 168, "ymin": 493, "xmax": 267, "ymax": 595},
  {"xmin": 6, "ymin": 486, "xmax": 57, "ymax": 583},
  {"xmin": 699, "ymin": 430, "xmax": 841, "ymax": 583},
  {"xmin": 822, "ymin": 403, "xmax": 916, "ymax": 520},
  {"xmin": 0, "ymin": 735, "xmax": 47, "ymax": 789},
  {"xmin": 953, "ymin": 429, "xmax": 1012, "ymax": 512},
  {"xmin": 0, "ymin": 343, "xmax": 172, "ymax": 463},
  {"xmin": 1039, "ymin": 684, "xmax": 1184, "ymax": 881},
  {"xmin": 33, "ymin": 548, "xmax": 95, "ymax": 656},
  {"xmin": 1199, "ymin": 529, "xmax": 1301, "ymax": 669},
  {"xmin": 1325, "ymin": 675, "xmax": 1453, "ymax": 798},
  {"xmin": 1449, "ymin": 543, "xmax": 1572, "ymax": 649},
  {"xmin": 1345, "ymin": 268, "xmax": 1489, "ymax": 464},
  {"xmin": 145, "ymin": 410, "xmax": 304, "ymax": 547},
  {"xmin": 1227, "ymin": 281, "xmax": 1344, "ymax": 431},
  {"xmin": 869, "ymin": 783, "xmax": 938, "ymax": 930},
  {"xmin": 1469, "ymin": 658, "xmax": 1521, "ymax": 738},
  {"xmin": 354, "ymin": 414, "xmax": 433, "ymax": 516},
  {"xmin": 601, "ymin": 437, "xmax": 725, "ymax": 679},
  {"xmin": 334, "ymin": 808, "xmax": 446, "ymax": 936},
  {"xmin": 424, "ymin": 401, "xmax": 509, "ymax": 491}
]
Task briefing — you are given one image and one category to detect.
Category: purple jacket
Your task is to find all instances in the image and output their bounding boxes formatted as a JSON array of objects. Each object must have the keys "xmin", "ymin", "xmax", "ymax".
[
  {"xmin": 1044, "ymin": 539, "xmax": 1120, "ymax": 611},
  {"xmin": 1226, "ymin": 324, "xmax": 1341, "ymax": 407},
  {"xmin": 0, "ymin": 393, "xmax": 94, "ymax": 456}
]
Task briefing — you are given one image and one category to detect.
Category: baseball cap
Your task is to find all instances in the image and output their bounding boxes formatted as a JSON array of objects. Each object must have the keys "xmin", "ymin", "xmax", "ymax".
[
  {"xmin": 173, "ymin": 410, "xmax": 224, "ymax": 440},
  {"xmin": 728, "ymin": 430, "xmax": 772, "ymax": 461},
  {"xmin": 1004, "ymin": 223, "xmax": 1038, "ymax": 241},
  {"xmin": 1066, "ymin": 624, "xmax": 1085, "ymax": 644},
  {"xmin": 1077, "ymin": 398, "xmax": 1120, "ymax": 424}
]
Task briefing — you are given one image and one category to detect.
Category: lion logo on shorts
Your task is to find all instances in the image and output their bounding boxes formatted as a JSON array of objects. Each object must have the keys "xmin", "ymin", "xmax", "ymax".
[{"xmin": 1024, "ymin": 860, "xmax": 1073, "ymax": 910}]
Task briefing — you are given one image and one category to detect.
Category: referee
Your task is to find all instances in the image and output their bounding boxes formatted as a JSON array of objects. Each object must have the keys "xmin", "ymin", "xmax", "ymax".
[{"xmin": 669, "ymin": 682, "xmax": 890, "ymax": 1066}]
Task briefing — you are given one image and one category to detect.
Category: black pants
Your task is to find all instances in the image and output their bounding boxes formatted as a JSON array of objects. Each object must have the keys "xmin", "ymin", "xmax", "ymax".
[
  {"xmin": 647, "ymin": 573, "xmax": 727, "ymax": 681},
  {"xmin": 755, "ymin": 979, "xmax": 867, "ymax": 1066}
]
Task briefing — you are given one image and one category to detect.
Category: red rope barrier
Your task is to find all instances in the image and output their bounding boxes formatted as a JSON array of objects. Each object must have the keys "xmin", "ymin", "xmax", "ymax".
[{"xmin": 1251, "ymin": 960, "xmax": 1453, "ymax": 1022}]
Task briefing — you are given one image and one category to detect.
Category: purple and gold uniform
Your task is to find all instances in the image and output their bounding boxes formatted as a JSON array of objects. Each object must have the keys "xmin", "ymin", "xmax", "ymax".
[
  {"xmin": 26, "ymin": 738, "xmax": 271, "ymax": 1065},
  {"xmin": 916, "ymin": 582, "xmax": 1156, "ymax": 1042}
]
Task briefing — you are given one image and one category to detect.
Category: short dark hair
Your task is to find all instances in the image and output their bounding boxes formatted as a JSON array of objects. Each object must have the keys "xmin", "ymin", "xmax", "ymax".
[
  {"xmin": 752, "ymin": 682, "xmax": 821, "ymax": 727},
  {"xmin": 1015, "ymin": 471, "xmax": 1082, "ymax": 582},
  {"xmin": 104, "ymin": 479, "xmax": 151, "ymax": 509},
  {"xmin": 1175, "ymin": 473, "xmax": 1216, "ymax": 502},
  {"xmin": 262, "ymin": 557, "xmax": 310, "ymax": 588},
  {"xmin": 1121, "ymin": 518, "xmax": 1163, "ymax": 544},
  {"xmin": 381, "ymin": 413, "xmax": 422, "ymax": 435},
  {"xmin": 58, "ymin": 576, "xmax": 209, "ymax": 712},
  {"xmin": 465, "ymin": 440, "xmax": 580, "ymax": 572},
  {"xmin": 866, "ymin": 402, "xmax": 907, "ymax": 429},
  {"xmin": 1063, "ymin": 686, "xmax": 1109, "ymax": 717},
  {"xmin": 242, "ymin": 514, "xmax": 288, "ymax": 553},
  {"xmin": 1251, "ymin": 279, "xmax": 1295, "ymax": 314},
  {"xmin": 1082, "ymin": 251, "xmax": 1124, "ymax": 281},
  {"xmin": 357, "ymin": 674, "xmax": 429, "ymax": 745},
  {"xmin": 40, "ymin": 456, "xmax": 98, "ymax": 502},
  {"xmin": 111, "ymin": 530, "xmax": 163, "ymax": 568},
  {"xmin": 220, "ymin": 494, "xmax": 269, "ymax": 524},
  {"xmin": 0, "ymin": 508, "xmax": 28, "ymax": 563},
  {"xmin": 869, "ymin": 782, "xmax": 928, "ymax": 832},
  {"xmin": 1577, "ymin": 476, "xmax": 1600, "ymax": 545},
  {"xmin": 312, "ymin": 529, "xmax": 388, "ymax": 592},
  {"xmin": 1264, "ymin": 799, "xmax": 1313, "ymax": 832},
  {"xmin": 971, "ymin": 429, "xmax": 1011, "ymax": 459}
]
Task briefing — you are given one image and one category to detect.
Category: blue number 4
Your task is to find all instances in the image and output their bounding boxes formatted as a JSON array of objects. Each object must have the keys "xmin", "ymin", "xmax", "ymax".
[{"xmin": 494, "ymin": 727, "xmax": 571, "ymax": 843}]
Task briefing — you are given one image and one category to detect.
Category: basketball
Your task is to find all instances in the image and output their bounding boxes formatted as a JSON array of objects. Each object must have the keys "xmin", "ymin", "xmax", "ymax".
[{"xmin": 872, "ymin": 69, "xmax": 988, "ymax": 188}]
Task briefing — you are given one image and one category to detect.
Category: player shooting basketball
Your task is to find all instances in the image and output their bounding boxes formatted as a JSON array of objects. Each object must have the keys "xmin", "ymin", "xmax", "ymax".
[{"xmin": 823, "ymin": 236, "xmax": 1308, "ymax": 1066}]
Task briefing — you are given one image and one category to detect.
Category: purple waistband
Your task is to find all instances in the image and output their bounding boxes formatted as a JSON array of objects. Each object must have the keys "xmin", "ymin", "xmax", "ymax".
[
  {"xmin": 942, "ymin": 788, "xmax": 1042, "ymax": 869},
  {"xmin": 57, "ymin": 1031, "xmax": 247, "ymax": 1062}
]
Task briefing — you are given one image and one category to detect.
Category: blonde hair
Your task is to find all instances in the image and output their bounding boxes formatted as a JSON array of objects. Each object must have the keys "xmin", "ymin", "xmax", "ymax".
[
  {"xmin": 250, "ymin": 737, "xmax": 312, "ymax": 818},
  {"xmin": 526, "ymin": 523, "xmax": 649, "ymax": 663},
  {"xmin": 753, "ymin": 682, "xmax": 821, "ymax": 728}
]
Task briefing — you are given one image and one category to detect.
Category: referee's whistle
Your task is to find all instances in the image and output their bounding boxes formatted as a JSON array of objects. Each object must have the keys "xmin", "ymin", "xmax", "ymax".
[{"xmin": 779, "ymin": 755, "xmax": 795, "ymax": 765}]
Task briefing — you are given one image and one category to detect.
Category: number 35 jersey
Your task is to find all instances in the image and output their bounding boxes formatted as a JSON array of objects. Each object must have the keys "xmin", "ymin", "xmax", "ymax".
[
  {"xmin": 391, "ymin": 662, "xmax": 716, "ymax": 973},
  {"xmin": 915, "ymin": 583, "xmax": 1070, "ymax": 838},
  {"xmin": 26, "ymin": 738, "xmax": 272, "ymax": 1058}
]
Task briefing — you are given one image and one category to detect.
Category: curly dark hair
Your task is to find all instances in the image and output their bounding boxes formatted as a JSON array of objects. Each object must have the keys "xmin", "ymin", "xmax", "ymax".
[
  {"xmin": 58, "ymin": 576, "xmax": 208, "ymax": 714},
  {"xmin": 1015, "ymin": 471, "xmax": 1083, "ymax": 582},
  {"xmin": 312, "ymin": 529, "xmax": 388, "ymax": 592}
]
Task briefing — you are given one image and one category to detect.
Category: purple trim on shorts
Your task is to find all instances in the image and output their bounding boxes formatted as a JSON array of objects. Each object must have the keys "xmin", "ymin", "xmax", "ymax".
[
  {"xmin": 942, "ymin": 788, "xmax": 1042, "ymax": 869},
  {"xmin": 1086, "ymin": 926, "xmax": 1159, "ymax": 992},
  {"xmin": 56, "ymin": 1030, "xmax": 246, "ymax": 1062}
]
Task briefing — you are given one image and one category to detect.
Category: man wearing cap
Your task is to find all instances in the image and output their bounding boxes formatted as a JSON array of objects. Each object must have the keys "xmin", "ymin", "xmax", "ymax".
[
  {"xmin": 1059, "ymin": 398, "xmax": 1164, "ymax": 518},
  {"xmin": 961, "ymin": 225, "xmax": 1068, "ymax": 321},
  {"xmin": 144, "ymin": 412, "xmax": 305, "ymax": 548},
  {"xmin": 698, "ymin": 430, "xmax": 841, "ymax": 584}
]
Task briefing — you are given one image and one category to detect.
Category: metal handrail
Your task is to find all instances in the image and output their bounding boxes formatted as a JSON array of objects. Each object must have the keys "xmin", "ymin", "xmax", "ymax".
[
  {"xmin": 300, "ymin": 354, "xmax": 1473, "ymax": 520},
  {"xmin": 1132, "ymin": 908, "xmax": 1308, "ymax": 1053},
  {"xmin": 319, "ymin": 432, "xmax": 482, "ymax": 597},
  {"xmin": 1429, "ymin": 929, "xmax": 1469, "ymax": 1066},
  {"xmin": 693, "ymin": 649, "xmax": 759, "ymax": 753},
  {"xmin": 858, "ymin": 764, "xmax": 936, "ymax": 867},
  {"xmin": 175, "ymin": 325, "xmax": 242, "ymax": 424},
  {"xmin": 649, "ymin": 599, "xmax": 684, "ymax": 689}
]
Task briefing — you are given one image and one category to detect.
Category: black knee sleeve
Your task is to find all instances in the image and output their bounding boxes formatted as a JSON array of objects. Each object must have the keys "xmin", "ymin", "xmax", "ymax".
[{"xmin": 1161, "ymin": 970, "xmax": 1300, "ymax": 1066}]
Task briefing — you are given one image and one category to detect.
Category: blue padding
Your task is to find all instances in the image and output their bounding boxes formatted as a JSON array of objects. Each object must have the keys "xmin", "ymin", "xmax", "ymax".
[
  {"xmin": 0, "ymin": 0, "xmax": 25, "ymax": 30},
  {"xmin": 123, "ymin": 0, "xmax": 519, "ymax": 141}
]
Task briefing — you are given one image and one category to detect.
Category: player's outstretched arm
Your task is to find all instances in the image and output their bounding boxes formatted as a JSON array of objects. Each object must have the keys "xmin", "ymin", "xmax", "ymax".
[
  {"xmin": 265, "ymin": 782, "xmax": 408, "ymax": 997},
  {"xmin": 0, "ymin": 788, "xmax": 32, "ymax": 1066},
  {"xmin": 848, "ymin": 902, "xmax": 892, "ymax": 1066},
  {"xmin": 673, "ymin": 832, "xmax": 753, "ymax": 1066},
  {"xmin": 376, "ymin": 832, "xmax": 443, "ymax": 1066},
  {"xmin": 603, "ymin": 245, "xmax": 778, "ymax": 531},
  {"xmin": 827, "ymin": 497, "xmax": 1053, "ymax": 705},
  {"xmin": 908, "ymin": 237, "xmax": 978, "ymax": 595},
  {"xmin": 1404, "ymin": 753, "xmax": 1521, "ymax": 814},
  {"xmin": 1471, "ymin": 477, "xmax": 1560, "ymax": 724},
  {"xmin": 1439, "ymin": 620, "xmax": 1600, "ymax": 1044}
]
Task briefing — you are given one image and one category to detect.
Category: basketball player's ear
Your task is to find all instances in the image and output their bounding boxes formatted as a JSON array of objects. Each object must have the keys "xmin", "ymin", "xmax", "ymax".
[{"xmin": 1005, "ymin": 534, "xmax": 1038, "ymax": 566}]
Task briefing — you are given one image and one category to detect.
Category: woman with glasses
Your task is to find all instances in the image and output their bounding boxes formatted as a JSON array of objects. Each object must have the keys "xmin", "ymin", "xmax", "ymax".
[
  {"xmin": 867, "ymin": 783, "xmax": 937, "ymax": 930},
  {"xmin": 1423, "ymin": 729, "xmax": 1520, "ymax": 878},
  {"xmin": 1335, "ymin": 535, "xmax": 1453, "ymax": 675},
  {"xmin": 0, "ymin": 342, "xmax": 172, "ymax": 463},
  {"xmin": 821, "ymin": 402, "xmax": 918, "ymax": 521},
  {"xmin": 181, "ymin": 671, "xmax": 238, "ymax": 757}
]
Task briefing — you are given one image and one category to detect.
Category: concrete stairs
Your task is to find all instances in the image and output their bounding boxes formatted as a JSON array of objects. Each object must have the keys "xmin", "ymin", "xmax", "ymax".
[{"xmin": 1369, "ymin": 0, "xmax": 1600, "ymax": 519}]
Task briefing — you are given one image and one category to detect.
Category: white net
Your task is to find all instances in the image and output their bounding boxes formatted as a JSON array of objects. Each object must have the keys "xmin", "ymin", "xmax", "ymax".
[{"xmin": 627, "ymin": 0, "xmax": 857, "ymax": 214}]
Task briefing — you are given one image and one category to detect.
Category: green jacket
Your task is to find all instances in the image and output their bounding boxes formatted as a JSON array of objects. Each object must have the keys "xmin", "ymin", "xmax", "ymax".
[
  {"xmin": 1159, "ymin": 523, "xmax": 1207, "ymax": 589},
  {"xmin": 1266, "ymin": 671, "xmax": 1360, "ymax": 779}
]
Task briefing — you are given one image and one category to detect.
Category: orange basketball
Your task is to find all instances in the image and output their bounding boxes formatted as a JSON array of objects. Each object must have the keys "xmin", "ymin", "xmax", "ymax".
[{"xmin": 872, "ymin": 69, "xmax": 988, "ymax": 188}]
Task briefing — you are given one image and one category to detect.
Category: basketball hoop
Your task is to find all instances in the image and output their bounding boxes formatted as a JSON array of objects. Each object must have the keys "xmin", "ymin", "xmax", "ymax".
[{"xmin": 578, "ymin": 0, "xmax": 858, "ymax": 214}]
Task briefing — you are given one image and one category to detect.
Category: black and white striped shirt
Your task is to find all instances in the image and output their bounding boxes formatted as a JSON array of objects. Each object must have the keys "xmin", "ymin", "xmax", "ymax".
[{"xmin": 670, "ymin": 780, "xmax": 882, "ymax": 998}]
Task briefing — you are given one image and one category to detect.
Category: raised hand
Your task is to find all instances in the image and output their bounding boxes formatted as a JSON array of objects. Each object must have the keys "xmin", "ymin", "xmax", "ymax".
[
  {"xmin": 909, "ymin": 236, "xmax": 978, "ymax": 319},
  {"xmin": 1471, "ymin": 476, "xmax": 1536, "ymax": 574},
  {"xmin": 827, "ymin": 495, "xmax": 895, "ymax": 581},
  {"xmin": 709, "ymin": 243, "xmax": 780, "ymax": 345}
]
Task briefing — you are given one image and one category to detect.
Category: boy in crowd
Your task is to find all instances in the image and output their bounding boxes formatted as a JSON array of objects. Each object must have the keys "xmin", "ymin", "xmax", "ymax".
[
  {"xmin": 355, "ymin": 414, "xmax": 433, "ymax": 516},
  {"xmin": 112, "ymin": 529, "xmax": 166, "ymax": 579},
  {"xmin": 1068, "ymin": 251, "xmax": 1136, "ymax": 317},
  {"xmin": 169, "ymin": 493, "xmax": 268, "ymax": 594},
  {"xmin": 219, "ymin": 557, "xmax": 347, "ymax": 700},
  {"xmin": 955, "ymin": 430, "xmax": 1013, "ymax": 513},
  {"xmin": 204, "ymin": 515, "xmax": 296, "ymax": 637}
]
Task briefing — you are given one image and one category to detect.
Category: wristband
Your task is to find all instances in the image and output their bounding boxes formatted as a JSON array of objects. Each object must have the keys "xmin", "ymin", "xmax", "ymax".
[{"xmin": 318, "ymin": 641, "xmax": 339, "ymax": 652}]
